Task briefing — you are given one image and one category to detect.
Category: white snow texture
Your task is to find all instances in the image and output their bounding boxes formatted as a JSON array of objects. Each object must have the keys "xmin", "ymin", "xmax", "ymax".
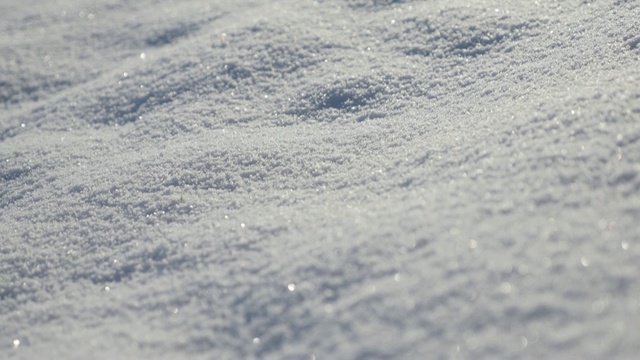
[{"xmin": 1, "ymin": 0, "xmax": 640, "ymax": 359}]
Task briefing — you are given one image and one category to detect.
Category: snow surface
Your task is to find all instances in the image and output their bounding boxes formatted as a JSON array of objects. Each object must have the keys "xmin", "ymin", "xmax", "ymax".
[{"xmin": 1, "ymin": 0, "xmax": 640, "ymax": 358}]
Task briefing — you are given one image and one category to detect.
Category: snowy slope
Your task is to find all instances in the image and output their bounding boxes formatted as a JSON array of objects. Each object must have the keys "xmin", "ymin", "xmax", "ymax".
[{"xmin": 1, "ymin": 0, "xmax": 640, "ymax": 358}]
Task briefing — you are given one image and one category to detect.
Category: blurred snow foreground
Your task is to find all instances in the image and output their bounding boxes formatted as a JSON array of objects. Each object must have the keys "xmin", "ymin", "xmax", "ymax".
[{"xmin": 1, "ymin": 0, "xmax": 639, "ymax": 358}]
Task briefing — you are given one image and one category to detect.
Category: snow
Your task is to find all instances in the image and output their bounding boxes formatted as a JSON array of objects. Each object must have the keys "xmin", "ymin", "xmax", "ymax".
[{"xmin": 1, "ymin": 0, "xmax": 639, "ymax": 358}]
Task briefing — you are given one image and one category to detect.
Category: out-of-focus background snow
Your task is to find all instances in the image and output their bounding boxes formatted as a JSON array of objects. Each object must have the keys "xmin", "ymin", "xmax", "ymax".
[{"xmin": 1, "ymin": 0, "xmax": 639, "ymax": 358}]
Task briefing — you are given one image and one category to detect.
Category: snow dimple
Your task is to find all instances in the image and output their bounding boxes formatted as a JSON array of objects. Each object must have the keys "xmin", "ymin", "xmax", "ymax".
[
  {"xmin": 0, "ymin": 160, "xmax": 42, "ymax": 208},
  {"xmin": 90, "ymin": 90, "xmax": 157, "ymax": 125},
  {"xmin": 221, "ymin": 62, "xmax": 253, "ymax": 82},
  {"xmin": 625, "ymin": 35, "xmax": 640, "ymax": 50},
  {"xmin": 1, "ymin": 166, "xmax": 32, "ymax": 182},
  {"xmin": 287, "ymin": 77, "xmax": 388, "ymax": 122},
  {"xmin": 0, "ymin": 75, "xmax": 72, "ymax": 107},
  {"xmin": 144, "ymin": 22, "xmax": 200, "ymax": 47},
  {"xmin": 286, "ymin": 74, "xmax": 424, "ymax": 123},
  {"xmin": 347, "ymin": 0, "xmax": 411, "ymax": 9},
  {"xmin": 387, "ymin": 11, "xmax": 545, "ymax": 58}
]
